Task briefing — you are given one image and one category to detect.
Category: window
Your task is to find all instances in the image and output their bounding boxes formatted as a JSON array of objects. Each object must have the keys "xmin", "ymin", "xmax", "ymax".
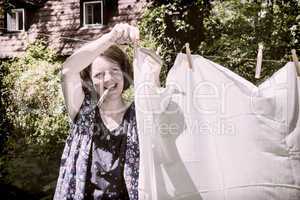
[
  {"xmin": 83, "ymin": 1, "xmax": 103, "ymax": 26},
  {"xmin": 7, "ymin": 8, "xmax": 25, "ymax": 31}
]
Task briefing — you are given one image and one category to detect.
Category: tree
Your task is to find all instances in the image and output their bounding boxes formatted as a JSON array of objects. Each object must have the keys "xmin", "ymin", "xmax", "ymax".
[{"xmin": 139, "ymin": 0, "xmax": 300, "ymax": 85}]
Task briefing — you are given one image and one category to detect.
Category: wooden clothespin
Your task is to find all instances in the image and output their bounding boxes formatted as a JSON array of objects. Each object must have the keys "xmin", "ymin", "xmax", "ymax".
[
  {"xmin": 255, "ymin": 43, "xmax": 263, "ymax": 79},
  {"xmin": 185, "ymin": 43, "xmax": 193, "ymax": 69},
  {"xmin": 291, "ymin": 49, "xmax": 300, "ymax": 76},
  {"xmin": 156, "ymin": 45, "xmax": 161, "ymax": 56}
]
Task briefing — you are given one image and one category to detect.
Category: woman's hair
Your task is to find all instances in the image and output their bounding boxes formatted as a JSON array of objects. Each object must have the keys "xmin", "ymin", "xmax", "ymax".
[{"xmin": 80, "ymin": 45, "xmax": 133, "ymax": 94}]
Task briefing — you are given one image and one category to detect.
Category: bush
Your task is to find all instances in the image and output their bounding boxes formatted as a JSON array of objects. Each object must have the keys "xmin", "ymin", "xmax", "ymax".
[{"xmin": 0, "ymin": 40, "xmax": 69, "ymax": 199}]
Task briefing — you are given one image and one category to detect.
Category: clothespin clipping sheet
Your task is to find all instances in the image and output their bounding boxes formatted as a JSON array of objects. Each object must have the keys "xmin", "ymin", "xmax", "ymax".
[
  {"xmin": 291, "ymin": 49, "xmax": 300, "ymax": 76},
  {"xmin": 185, "ymin": 43, "xmax": 193, "ymax": 69},
  {"xmin": 255, "ymin": 43, "xmax": 264, "ymax": 79}
]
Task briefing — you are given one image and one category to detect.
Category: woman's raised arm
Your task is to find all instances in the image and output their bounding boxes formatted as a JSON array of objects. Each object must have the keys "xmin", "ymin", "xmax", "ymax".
[{"xmin": 61, "ymin": 23, "xmax": 139, "ymax": 122}]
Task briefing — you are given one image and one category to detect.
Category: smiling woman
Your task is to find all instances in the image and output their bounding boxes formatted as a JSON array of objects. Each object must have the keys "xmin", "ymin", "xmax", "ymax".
[
  {"xmin": 80, "ymin": 45, "xmax": 133, "ymax": 102},
  {"xmin": 54, "ymin": 23, "xmax": 140, "ymax": 200}
]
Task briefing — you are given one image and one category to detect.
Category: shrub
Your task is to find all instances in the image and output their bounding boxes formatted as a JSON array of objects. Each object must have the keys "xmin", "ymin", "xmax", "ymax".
[{"xmin": 0, "ymin": 40, "xmax": 69, "ymax": 199}]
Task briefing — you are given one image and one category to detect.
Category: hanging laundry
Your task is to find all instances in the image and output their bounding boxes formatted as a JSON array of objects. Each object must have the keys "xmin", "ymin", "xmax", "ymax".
[{"xmin": 133, "ymin": 47, "xmax": 300, "ymax": 200}]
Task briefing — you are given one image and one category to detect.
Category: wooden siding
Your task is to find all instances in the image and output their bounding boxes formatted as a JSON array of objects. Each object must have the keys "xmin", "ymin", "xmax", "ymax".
[
  {"xmin": 0, "ymin": 0, "xmax": 4, "ymax": 35},
  {"xmin": 0, "ymin": 0, "xmax": 149, "ymax": 58}
]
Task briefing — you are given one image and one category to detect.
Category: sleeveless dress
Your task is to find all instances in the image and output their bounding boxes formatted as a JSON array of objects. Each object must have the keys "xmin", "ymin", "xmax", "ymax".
[
  {"xmin": 54, "ymin": 92, "xmax": 139, "ymax": 200},
  {"xmin": 86, "ymin": 103, "xmax": 135, "ymax": 200}
]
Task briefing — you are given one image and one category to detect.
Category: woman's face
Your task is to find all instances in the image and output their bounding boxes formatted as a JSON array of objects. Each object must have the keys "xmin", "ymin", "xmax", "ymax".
[{"xmin": 90, "ymin": 56, "xmax": 124, "ymax": 99}]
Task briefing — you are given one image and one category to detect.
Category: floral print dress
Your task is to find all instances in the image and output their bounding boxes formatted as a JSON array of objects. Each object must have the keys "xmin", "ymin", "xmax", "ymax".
[{"xmin": 54, "ymin": 92, "xmax": 139, "ymax": 200}]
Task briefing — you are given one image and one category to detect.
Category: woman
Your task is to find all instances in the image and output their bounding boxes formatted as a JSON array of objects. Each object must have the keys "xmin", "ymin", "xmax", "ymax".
[{"xmin": 54, "ymin": 23, "xmax": 140, "ymax": 200}]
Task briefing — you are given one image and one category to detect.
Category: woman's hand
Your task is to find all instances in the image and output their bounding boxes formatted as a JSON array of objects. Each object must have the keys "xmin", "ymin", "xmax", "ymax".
[{"xmin": 107, "ymin": 23, "xmax": 140, "ymax": 45}]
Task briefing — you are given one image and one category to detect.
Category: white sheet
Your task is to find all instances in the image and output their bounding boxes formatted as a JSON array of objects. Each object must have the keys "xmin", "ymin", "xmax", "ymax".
[{"xmin": 133, "ymin": 47, "xmax": 300, "ymax": 200}]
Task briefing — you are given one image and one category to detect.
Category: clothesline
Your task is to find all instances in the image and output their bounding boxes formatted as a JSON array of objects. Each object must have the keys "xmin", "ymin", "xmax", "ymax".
[
  {"xmin": 0, "ymin": 27, "xmax": 299, "ymax": 63},
  {"xmin": 202, "ymin": 55, "xmax": 288, "ymax": 63}
]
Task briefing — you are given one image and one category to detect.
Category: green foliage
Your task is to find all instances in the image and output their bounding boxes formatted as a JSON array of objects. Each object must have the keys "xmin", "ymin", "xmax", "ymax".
[
  {"xmin": 0, "ymin": 40, "xmax": 69, "ymax": 198},
  {"xmin": 139, "ymin": 0, "xmax": 212, "ymax": 85},
  {"xmin": 139, "ymin": 0, "xmax": 300, "ymax": 85},
  {"xmin": 0, "ymin": 59, "xmax": 12, "ymax": 147},
  {"xmin": 3, "ymin": 40, "xmax": 69, "ymax": 153},
  {"xmin": 201, "ymin": 0, "xmax": 300, "ymax": 84}
]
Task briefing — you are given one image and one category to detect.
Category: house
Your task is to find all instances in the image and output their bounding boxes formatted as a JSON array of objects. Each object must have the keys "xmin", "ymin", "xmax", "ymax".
[{"xmin": 0, "ymin": 0, "xmax": 149, "ymax": 58}]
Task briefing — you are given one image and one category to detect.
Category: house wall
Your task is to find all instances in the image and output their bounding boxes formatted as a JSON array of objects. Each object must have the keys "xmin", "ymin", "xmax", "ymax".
[
  {"xmin": 0, "ymin": 0, "xmax": 149, "ymax": 58},
  {"xmin": 0, "ymin": 0, "xmax": 4, "ymax": 35}
]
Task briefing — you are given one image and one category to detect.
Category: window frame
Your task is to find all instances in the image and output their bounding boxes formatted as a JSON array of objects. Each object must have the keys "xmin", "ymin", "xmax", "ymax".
[
  {"xmin": 83, "ymin": 1, "xmax": 103, "ymax": 27},
  {"xmin": 6, "ymin": 8, "xmax": 25, "ymax": 32}
]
